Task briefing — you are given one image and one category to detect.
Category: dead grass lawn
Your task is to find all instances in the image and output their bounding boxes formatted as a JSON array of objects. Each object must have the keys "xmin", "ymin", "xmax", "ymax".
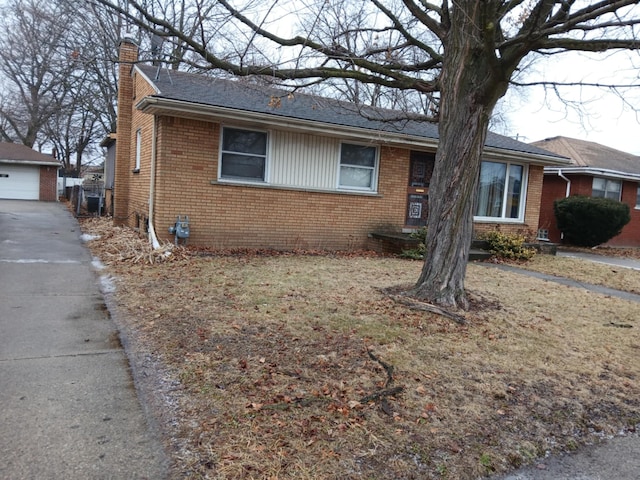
[
  {"xmin": 521, "ymin": 254, "xmax": 640, "ymax": 295},
  {"xmin": 82, "ymin": 219, "xmax": 640, "ymax": 480}
]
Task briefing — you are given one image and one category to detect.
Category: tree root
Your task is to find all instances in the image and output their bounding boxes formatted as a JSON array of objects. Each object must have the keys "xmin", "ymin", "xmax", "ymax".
[
  {"xmin": 360, "ymin": 386, "xmax": 404, "ymax": 404},
  {"xmin": 379, "ymin": 287, "xmax": 467, "ymax": 325},
  {"xmin": 361, "ymin": 348, "xmax": 404, "ymax": 415},
  {"xmin": 260, "ymin": 397, "xmax": 332, "ymax": 411}
]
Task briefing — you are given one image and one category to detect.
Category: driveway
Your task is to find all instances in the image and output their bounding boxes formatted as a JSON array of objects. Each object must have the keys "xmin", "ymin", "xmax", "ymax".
[{"xmin": 0, "ymin": 200, "xmax": 167, "ymax": 479}]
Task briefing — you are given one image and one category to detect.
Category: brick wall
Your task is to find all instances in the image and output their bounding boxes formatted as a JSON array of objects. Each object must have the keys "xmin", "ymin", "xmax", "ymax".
[
  {"xmin": 116, "ymin": 45, "xmax": 553, "ymax": 250},
  {"xmin": 150, "ymin": 116, "xmax": 408, "ymax": 250},
  {"xmin": 113, "ymin": 39, "xmax": 138, "ymax": 225},
  {"xmin": 121, "ymin": 73, "xmax": 156, "ymax": 231},
  {"xmin": 539, "ymin": 173, "xmax": 640, "ymax": 247},
  {"xmin": 538, "ymin": 174, "xmax": 568, "ymax": 243},
  {"xmin": 608, "ymin": 180, "xmax": 640, "ymax": 247},
  {"xmin": 39, "ymin": 165, "xmax": 58, "ymax": 201}
]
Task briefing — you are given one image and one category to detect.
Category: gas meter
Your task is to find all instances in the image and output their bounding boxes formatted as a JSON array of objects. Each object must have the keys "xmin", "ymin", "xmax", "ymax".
[{"xmin": 168, "ymin": 215, "xmax": 190, "ymax": 245}]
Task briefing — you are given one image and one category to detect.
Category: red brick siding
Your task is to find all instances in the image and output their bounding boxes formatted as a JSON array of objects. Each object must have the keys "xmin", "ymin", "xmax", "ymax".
[
  {"xmin": 539, "ymin": 173, "xmax": 640, "ymax": 246},
  {"xmin": 538, "ymin": 174, "xmax": 568, "ymax": 243},
  {"xmin": 39, "ymin": 165, "xmax": 58, "ymax": 201},
  {"xmin": 608, "ymin": 180, "xmax": 640, "ymax": 247}
]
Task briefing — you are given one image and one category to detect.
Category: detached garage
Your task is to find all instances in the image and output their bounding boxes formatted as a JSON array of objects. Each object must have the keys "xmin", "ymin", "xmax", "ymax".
[{"xmin": 0, "ymin": 143, "xmax": 59, "ymax": 201}]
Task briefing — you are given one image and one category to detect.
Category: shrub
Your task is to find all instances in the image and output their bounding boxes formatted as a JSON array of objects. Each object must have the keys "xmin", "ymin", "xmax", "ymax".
[
  {"xmin": 554, "ymin": 195, "xmax": 631, "ymax": 247},
  {"xmin": 400, "ymin": 227, "xmax": 427, "ymax": 259},
  {"xmin": 481, "ymin": 231, "xmax": 536, "ymax": 261}
]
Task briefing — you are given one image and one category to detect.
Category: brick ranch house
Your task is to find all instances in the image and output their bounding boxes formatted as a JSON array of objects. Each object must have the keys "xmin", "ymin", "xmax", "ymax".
[
  {"xmin": 534, "ymin": 136, "xmax": 640, "ymax": 247},
  {"xmin": 0, "ymin": 143, "xmax": 59, "ymax": 201},
  {"xmin": 111, "ymin": 38, "xmax": 569, "ymax": 251}
]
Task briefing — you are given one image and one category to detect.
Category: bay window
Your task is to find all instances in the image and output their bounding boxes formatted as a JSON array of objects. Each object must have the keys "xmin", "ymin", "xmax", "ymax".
[{"xmin": 475, "ymin": 161, "xmax": 526, "ymax": 220}]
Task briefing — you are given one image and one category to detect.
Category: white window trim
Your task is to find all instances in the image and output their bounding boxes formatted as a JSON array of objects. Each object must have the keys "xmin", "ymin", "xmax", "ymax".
[
  {"xmin": 592, "ymin": 177, "xmax": 622, "ymax": 202},
  {"xmin": 473, "ymin": 161, "xmax": 529, "ymax": 223},
  {"xmin": 636, "ymin": 184, "xmax": 640, "ymax": 210},
  {"xmin": 218, "ymin": 125, "xmax": 270, "ymax": 184},
  {"xmin": 336, "ymin": 142, "xmax": 379, "ymax": 193},
  {"xmin": 134, "ymin": 129, "xmax": 142, "ymax": 171}
]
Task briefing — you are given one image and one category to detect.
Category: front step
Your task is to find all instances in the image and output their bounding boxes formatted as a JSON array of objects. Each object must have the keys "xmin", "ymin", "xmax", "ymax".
[{"xmin": 468, "ymin": 248, "xmax": 492, "ymax": 262}]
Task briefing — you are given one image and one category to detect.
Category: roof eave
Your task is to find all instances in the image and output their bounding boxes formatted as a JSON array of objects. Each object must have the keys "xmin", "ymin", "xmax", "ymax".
[
  {"xmin": 0, "ymin": 158, "xmax": 59, "ymax": 167},
  {"xmin": 544, "ymin": 166, "xmax": 640, "ymax": 182},
  {"xmin": 483, "ymin": 147, "xmax": 571, "ymax": 166},
  {"xmin": 137, "ymin": 96, "xmax": 566, "ymax": 164},
  {"xmin": 137, "ymin": 96, "xmax": 441, "ymax": 148}
]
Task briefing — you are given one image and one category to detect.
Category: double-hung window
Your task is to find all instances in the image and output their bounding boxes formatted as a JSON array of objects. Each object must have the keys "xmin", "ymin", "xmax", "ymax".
[
  {"xmin": 636, "ymin": 184, "xmax": 640, "ymax": 209},
  {"xmin": 220, "ymin": 127, "xmax": 268, "ymax": 182},
  {"xmin": 475, "ymin": 161, "xmax": 526, "ymax": 220},
  {"xmin": 134, "ymin": 129, "xmax": 142, "ymax": 172},
  {"xmin": 338, "ymin": 143, "xmax": 378, "ymax": 191},
  {"xmin": 592, "ymin": 177, "xmax": 621, "ymax": 201}
]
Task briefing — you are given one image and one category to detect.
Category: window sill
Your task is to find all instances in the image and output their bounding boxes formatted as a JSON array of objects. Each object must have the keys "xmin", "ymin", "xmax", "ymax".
[
  {"xmin": 211, "ymin": 180, "xmax": 382, "ymax": 197},
  {"xmin": 473, "ymin": 217, "xmax": 525, "ymax": 224}
]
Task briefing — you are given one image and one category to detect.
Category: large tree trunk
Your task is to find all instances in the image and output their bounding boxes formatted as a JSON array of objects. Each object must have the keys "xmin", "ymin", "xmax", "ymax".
[{"xmin": 412, "ymin": 3, "xmax": 509, "ymax": 309}]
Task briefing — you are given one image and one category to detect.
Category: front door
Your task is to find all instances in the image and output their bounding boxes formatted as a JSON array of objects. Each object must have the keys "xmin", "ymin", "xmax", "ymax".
[{"xmin": 405, "ymin": 151, "xmax": 435, "ymax": 227}]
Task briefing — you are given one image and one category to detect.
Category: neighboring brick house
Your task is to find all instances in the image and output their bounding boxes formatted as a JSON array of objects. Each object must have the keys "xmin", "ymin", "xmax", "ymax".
[
  {"xmin": 112, "ymin": 38, "xmax": 568, "ymax": 251},
  {"xmin": 0, "ymin": 143, "xmax": 59, "ymax": 201},
  {"xmin": 534, "ymin": 136, "xmax": 640, "ymax": 247}
]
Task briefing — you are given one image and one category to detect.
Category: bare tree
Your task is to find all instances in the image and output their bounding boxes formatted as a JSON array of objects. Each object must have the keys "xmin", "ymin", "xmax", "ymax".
[
  {"xmin": 44, "ymin": 0, "xmax": 125, "ymax": 175},
  {"xmin": 93, "ymin": 0, "xmax": 640, "ymax": 309},
  {"xmin": 0, "ymin": 0, "xmax": 76, "ymax": 147},
  {"xmin": 0, "ymin": 0, "xmax": 128, "ymax": 174}
]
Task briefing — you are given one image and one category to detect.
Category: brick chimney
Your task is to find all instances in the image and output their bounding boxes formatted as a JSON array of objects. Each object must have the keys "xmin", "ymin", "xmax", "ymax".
[{"xmin": 113, "ymin": 36, "xmax": 138, "ymax": 226}]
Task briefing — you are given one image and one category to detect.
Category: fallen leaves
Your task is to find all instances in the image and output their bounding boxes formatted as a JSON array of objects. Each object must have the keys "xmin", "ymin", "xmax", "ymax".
[{"xmin": 80, "ymin": 217, "xmax": 640, "ymax": 480}]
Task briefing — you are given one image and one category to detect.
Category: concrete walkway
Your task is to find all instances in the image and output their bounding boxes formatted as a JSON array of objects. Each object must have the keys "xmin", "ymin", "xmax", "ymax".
[
  {"xmin": 485, "ymin": 249, "xmax": 640, "ymax": 480},
  {"xmin": 0, "ymin": 201, "xmax": 167, "ymax": 479},
  {"xmin": 557, "ymin": 249, "xmax": 640, "ymax": 271}
]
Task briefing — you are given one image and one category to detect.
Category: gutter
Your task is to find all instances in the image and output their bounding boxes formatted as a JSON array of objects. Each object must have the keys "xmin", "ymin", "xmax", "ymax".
[
  {"xmin": 545, "ymin": 166, "xmax": 640, "ymax": 183},
  {"xmin": 0, "ymin": 159, "xmax": 60, "ymax": 167}
]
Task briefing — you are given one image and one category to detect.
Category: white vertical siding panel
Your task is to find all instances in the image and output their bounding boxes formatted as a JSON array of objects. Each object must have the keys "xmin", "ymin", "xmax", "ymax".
[{"xmin": 271, "ymin": 131, "xmax": 338, "ymax": 190}]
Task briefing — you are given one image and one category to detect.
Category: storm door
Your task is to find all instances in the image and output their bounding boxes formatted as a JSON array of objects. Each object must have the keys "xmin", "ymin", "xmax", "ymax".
[{"xmin": 405, "ymin": 151, "xmax": 435, "ymax": 227}]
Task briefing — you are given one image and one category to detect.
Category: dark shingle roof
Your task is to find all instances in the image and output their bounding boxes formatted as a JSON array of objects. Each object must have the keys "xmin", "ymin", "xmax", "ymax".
[
  {"xmin": 137, "ymin": 64, "xmax": 565, "ymax": 161},
  {"xmin": 0, "ymin": 143, "xmax": 58, "ymax": 165},
  {"xmin": 531, "ymin": 136, "xmax": 640, "ymax": 176}
]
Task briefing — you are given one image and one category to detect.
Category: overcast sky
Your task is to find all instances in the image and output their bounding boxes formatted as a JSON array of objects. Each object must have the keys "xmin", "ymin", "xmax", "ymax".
[{"xmin": 500, "ymin": 50, "xmax": 640, "ymax": 155}]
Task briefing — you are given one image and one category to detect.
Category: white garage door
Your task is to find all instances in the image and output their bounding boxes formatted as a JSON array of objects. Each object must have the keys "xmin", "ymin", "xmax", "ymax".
[{"xmin": 0, "ymin": 164, "xmax": 40, "ymax": 200}]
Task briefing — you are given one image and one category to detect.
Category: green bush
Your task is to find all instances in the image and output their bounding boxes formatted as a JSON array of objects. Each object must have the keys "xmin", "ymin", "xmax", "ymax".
[
  {"xmin": 400, "ymin": 227, "xmax": 427, "ymax": 259},
  {"xmin": 554, "ymin": 195, "xmax": 630, "ymax": 247},
  {"xmin": 482, "ymin": 231, "xmax": 536, "ymax": 261}
]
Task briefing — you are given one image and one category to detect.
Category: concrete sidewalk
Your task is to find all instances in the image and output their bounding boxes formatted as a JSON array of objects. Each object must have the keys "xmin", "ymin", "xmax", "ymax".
[
  {"xmin": 484, "ymin": 251, "xmax": 640, "ymax": 480},
  {"xmin": 557, "ymin": 249, "xmax": 640, "ymax": 271},
  {"xmin": 0, "ymin": 201, "xmax": 167, "ymax": 479}
]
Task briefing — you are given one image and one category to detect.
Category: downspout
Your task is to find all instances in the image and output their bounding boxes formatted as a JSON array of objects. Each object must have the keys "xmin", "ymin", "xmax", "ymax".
[
  {"xmin": 148, "ymin": 116, "xmax": 161, "ymax": 249},
  {"xmin": 558, "ymin": 169, "xmax": 571, "ymax": 241},
  {"xmin": 558, "ymin": 169, "xmax": 571, "ymax": 198}
]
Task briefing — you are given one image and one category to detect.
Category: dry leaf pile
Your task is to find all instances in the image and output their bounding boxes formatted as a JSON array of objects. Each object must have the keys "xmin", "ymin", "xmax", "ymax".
[
  {"xmin": 81, "ymin": 217, "xmax": 189, "ymax": 265},
  {"xmin": 81, "ymin": 217, "xmax": 640, "ymax": 480}
]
